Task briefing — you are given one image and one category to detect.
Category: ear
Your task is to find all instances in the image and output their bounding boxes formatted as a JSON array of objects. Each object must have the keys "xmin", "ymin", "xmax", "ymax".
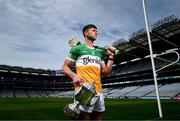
[{"xmin": 84, "ymin": 30, "xmax": 89, "ymax": 37}]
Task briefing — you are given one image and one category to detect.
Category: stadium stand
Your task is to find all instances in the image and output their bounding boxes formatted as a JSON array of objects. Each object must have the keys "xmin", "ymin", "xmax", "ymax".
[
  {"xmin": 0, "ymin": 66, "xmax": 73, "ymax": 97},
  {"xmin": 106, "ymin": 86, "xmax": 141, "ymax": 98},
  {"xmin": 126, "ymin": 85, "xmax": 156, "ymax": 97},
  {"xmin": 0, "ymin": 15, "xmax": 180, "ymax": 99},
  {"xmin": 144, "ymin": 83, "xmax": 180, "ymax": 98},
  {"xmin": 102, "ymin": 15, "xmax": 180, "ymax": 99}
]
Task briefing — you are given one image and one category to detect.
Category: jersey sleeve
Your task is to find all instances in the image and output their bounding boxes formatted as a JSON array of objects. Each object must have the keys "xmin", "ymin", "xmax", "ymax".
[{"xmin": 66, "ymin": 45, "xmax": 81, "ymax": 62}]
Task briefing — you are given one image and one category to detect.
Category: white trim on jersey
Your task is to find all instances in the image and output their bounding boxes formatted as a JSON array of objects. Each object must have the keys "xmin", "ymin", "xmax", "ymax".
[{"xmin": 66, "ymin": 57, "xmax": 75, "ymax": 62}]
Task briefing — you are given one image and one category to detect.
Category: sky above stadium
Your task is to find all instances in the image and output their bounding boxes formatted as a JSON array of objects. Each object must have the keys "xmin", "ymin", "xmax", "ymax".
[{"xmin": 0, "ymin": 0, "xmax": 180, "ymax": 70}]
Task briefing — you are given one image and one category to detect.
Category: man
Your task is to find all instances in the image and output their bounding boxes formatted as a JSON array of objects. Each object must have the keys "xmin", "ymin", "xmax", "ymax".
[{"xmin": 62, "ymin": 24, "xmax": 115, "ymax": 120}]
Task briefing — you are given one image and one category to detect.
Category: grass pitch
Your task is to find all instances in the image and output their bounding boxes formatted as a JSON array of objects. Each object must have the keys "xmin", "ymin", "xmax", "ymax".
[{"xmin": 0, "ymin": 97, "xmax": 179, "ymax": 120}]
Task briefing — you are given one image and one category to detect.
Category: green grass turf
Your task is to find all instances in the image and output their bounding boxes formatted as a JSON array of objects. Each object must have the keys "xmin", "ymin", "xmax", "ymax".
[{"xmin": 0, "ymin": 97, "xmax": 179, "ymax": 120}]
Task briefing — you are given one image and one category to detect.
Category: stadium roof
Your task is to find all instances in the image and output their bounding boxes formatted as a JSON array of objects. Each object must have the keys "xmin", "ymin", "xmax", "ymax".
[
  {"xmin": 112, "ymin": 15, "xmax": 180, "ymax": 64},
  {"xmin": 0, "ymin": 64, "xmax": 65, "ymax": 76},
  {"xmin": 0, "ymin": 64, "xmax": 51, "ymax": 75}
]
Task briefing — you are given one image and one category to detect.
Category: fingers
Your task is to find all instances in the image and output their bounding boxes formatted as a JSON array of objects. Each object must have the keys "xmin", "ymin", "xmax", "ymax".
[
  {"xmin": 107, "ymin": 46, "xmax": 116, "ymax": 52},
  {"xmin": 73, "ymin": 77, "xmax": 84, "ymax": 87},
  {"xmin": 73, "ymin": 80, "xmax": 81, "ymax": 87},
  {"xmin": 105, "ymin": 50, "xmax": 114, "ymax": 56}
]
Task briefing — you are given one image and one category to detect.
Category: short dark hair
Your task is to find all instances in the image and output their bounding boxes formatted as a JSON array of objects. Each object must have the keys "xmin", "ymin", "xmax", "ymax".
[{"xmin": 82, "ymin": 24, "xmax": 97, "ymax": 36}]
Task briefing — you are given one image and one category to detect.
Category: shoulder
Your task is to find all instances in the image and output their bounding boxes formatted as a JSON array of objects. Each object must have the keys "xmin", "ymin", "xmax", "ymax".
[
  {"xmin": 71, "ymin": 43, "xmax": 86, "ymax": 50},
  {"xmin": 70, "ymin": 43, "xmax": 86, "ymax": 53}
]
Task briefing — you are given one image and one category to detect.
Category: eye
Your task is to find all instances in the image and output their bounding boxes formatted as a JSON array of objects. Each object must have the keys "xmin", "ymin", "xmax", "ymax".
[{"xmin": 93, "ymin": 30, "xmax": 97, "ymax": 32}]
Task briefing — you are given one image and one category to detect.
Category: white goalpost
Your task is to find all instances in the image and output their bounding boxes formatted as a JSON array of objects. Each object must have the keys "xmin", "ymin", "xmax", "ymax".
[{"xmin": 141, "ymin": 0, "xmax": 163, "ymax": 118}]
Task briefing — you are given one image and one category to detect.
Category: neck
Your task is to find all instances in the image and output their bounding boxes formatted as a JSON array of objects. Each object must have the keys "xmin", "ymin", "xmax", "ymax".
[{"xmin": 84, "ymin": 38, "xmax": 94, "ymax": 47}]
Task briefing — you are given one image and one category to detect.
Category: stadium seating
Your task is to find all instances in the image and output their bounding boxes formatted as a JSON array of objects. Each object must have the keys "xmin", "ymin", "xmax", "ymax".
[
  {"xmin": 145, "ymin": 83, "xmax": 180, "ymax": 98},
  {"xmin": 49, "ymin": 90, "xmax": 74, "ymax": 98},
  {"xmin": 0, "ymin": 89, "xmax": 14, "ymax": 97},
  {"xmin": 14, "ymin": 90, "xmax": 28, "ymax": 97},
  {"xmin": 26, "ymin": 90, "xmax": 41, "ymax": 97},
  {"xmin": 126, "ymin": 85, "xmax": 156, "ymax": 97}
]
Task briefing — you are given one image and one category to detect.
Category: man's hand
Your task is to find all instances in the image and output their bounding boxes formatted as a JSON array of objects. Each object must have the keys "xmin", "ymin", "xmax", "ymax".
[
  {"xmin": 107, "ymin": 46, "xmax": 116, "ymax": 53},
  {"xmin": 62, "ymin": 59, "xmax": 84, "ymax": 87},
  {"xmin": 104, "ymin": 46, "xmax": 115, "ymax": 56},
  {"xmin": 71, "ymin": 73, "xmax": 84, "ymax": 87},
  {"xmin": 104, "ymin": 50, "xmax": 114, "ymax": 56}
]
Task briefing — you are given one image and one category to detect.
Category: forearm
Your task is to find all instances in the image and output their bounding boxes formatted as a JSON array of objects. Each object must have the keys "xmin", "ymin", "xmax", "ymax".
[
  {"xmin": 101, "ymin": 55, "xmax": 114, "ymax": 75},
  {"xmin": 62, "ymin": 65, "xmax": 76, "ymax": 79},
  {"xmin": 62, "ymin": 64, "xmax": 84, "ymax": 87},
  {"xmin": 106, "ymin": 56, "xmax": 114, "ymax": 74}
]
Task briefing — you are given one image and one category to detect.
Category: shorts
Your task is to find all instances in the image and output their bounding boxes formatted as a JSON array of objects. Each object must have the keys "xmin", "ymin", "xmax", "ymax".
[{"xmin": 79, "ymin": 93, "xmax": 105, "ymax": 113}]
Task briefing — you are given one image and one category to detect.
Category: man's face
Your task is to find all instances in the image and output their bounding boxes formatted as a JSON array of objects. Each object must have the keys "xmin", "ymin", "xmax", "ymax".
[{"xmin": 85, "ymin": 28, "xmax": 98, "ymax": 41}]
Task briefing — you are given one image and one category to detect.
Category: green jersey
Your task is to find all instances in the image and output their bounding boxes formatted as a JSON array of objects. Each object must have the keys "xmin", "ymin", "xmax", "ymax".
[{"xmin": 67, "ymin": 43, "xmax": 105, "ymax": 93}]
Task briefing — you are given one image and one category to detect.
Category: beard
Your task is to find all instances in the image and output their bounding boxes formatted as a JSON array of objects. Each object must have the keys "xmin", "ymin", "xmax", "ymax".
[{"xmin": 86, "ymin": 35, "xmax": 96, "ymax": 41}]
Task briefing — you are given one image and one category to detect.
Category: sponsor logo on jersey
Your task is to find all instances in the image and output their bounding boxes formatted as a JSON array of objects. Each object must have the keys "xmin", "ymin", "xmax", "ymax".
[{"xmin": 76, "ymin": 55, "xmax": 101, "ymax": 66}]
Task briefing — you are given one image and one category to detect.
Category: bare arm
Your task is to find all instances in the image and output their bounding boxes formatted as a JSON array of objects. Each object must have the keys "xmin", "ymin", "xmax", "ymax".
[
  {"xmin": 101, "ymin": 52, "xmax": 114, "ymax": 76},
  {"xmin": 62, "ymin": 59, "xmax": 84, "ymax": 87}
]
